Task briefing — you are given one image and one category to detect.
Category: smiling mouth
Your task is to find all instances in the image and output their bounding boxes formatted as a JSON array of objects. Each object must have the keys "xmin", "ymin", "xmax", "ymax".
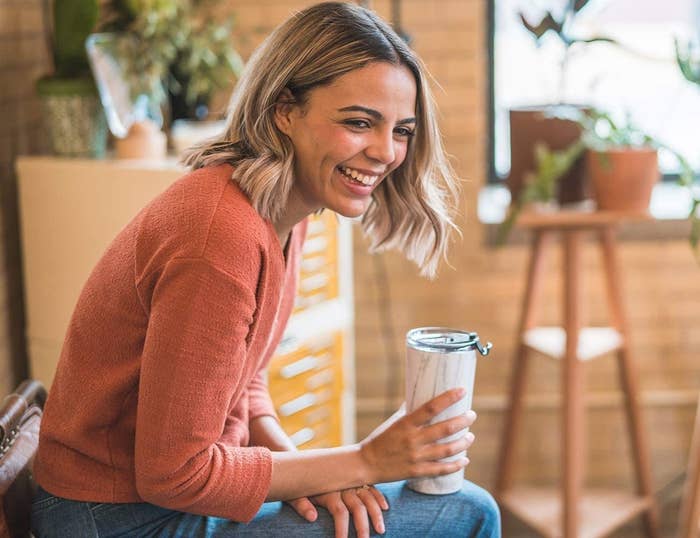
[{"xmin": 338, "ymin": 166, "xmax": 379, "ymax": 186}]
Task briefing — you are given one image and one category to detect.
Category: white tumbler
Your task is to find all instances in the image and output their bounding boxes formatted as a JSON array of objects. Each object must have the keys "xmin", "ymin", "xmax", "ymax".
[{"xmin": 405, "ymin": 327, "xmax": 492, "ymax": 495}]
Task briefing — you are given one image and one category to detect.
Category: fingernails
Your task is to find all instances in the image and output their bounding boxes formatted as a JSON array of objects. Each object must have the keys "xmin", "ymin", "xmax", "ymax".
[
  {"xmin": 456, "ymin": 388, "xmax": 466, "ymax": 398},
  {"xmin": 466, "ymin": 409, "xmax": 477, "ymax": 421},
  {"xmin": 466, "ymin": 431, "xmax": 475, "ymax": 442}
]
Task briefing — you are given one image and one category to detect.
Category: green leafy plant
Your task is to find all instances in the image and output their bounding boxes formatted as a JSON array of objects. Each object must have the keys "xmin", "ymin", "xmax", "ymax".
[
  {"xmin": 676, "ymin": 39, "xmax": 700, "ymax": 86},
  {"xmin": 99, "ymin": 0, "xmax": 244, "ymax": 119},
  {"xmin": 519, "ymin": 0, "xmax": 615, "ymax": 101},
  {"xmin": 497, "ymin": 108, "xmax": 698, "ymax": 249},
  {"xmin": 37, "ymin": 0, "xmax": 100, "ymax": 95},
  {"xmin": 497, "ymin": 139, "xmax": 585, "ymax": 244}
]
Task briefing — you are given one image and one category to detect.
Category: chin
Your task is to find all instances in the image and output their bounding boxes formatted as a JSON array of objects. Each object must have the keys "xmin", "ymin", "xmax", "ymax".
[{"xmin": 331, "ymin": 203, "xmax": 369, "ymax": 219}]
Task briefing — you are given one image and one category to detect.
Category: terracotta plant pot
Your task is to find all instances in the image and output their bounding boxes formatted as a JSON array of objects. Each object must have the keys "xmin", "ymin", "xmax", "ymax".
[
  {"xmin": 586, "ymin": 147, "xmax": 659, "ymax": 212},
  {"xmin": 508, "ymin": 106, "xmax": 588, "ymax": 205},
  {"xmin": 115, "ymin": 120, "xmax": 167, "ymax": 160}
]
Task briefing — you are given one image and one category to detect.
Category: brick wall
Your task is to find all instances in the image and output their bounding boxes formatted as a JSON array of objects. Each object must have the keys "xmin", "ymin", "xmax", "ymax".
[
  {"xmin": 2, "ymin": 0, "xmax": 698, "ymax": 501},
  {"xmin": 0, "ymin": 0, "xmax": 50, "ymax": 394},
  {"xmin": 226, "ymin": 0, "xmax": 700, "ymax": 495}
]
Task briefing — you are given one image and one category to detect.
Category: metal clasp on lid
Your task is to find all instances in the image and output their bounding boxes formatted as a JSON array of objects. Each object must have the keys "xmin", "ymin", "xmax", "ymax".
[{"xmin": 471, "ymin": 333, "xmax": 493, "ymax": 356}]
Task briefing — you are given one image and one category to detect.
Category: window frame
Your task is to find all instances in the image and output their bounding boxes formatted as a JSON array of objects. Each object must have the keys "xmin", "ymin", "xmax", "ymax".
[{"xmin": 486, "ymin": 0, "xmax": 695, "ymax": 186}]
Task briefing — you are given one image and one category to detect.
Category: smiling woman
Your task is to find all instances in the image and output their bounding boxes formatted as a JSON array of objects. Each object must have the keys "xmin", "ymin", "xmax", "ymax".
[
  {"xmin": 29, "ymin": 3, "xmax": 499, "ymax": 538},
  {"xmin": 184, "ymin": 2, "xmax": 458, "ymax": 279},
  {"xmin": 272, "ymin": 62, "xmax": 417, "ymax": 225}
]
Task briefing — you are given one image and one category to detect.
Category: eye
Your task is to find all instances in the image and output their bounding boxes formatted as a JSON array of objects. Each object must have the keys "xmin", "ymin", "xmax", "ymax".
[
  {"xmin": 343, "ymin": 119, "xmax": 372, "ymax": 130},
  {"xmin": 394, "ymin": 126, "xmax": 415, "ymax": 138}
]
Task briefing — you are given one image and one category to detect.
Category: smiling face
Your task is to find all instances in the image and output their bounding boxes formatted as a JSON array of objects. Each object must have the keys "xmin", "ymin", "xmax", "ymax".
[{"xmin": 274, "ymin": 61, "xmax": 417, "ymax": 226}]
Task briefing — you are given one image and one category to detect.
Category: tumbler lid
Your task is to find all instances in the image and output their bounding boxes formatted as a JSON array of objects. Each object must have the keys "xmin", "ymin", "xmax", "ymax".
[{"xmin": 406, "ymin": 327, "xmax": 492, "ymax": 356}]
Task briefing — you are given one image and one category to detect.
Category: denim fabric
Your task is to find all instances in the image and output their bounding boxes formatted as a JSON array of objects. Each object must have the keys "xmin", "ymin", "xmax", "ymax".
[{"xmin": 31, "ymin": 480, "xmax": 500, "ymax": 537}]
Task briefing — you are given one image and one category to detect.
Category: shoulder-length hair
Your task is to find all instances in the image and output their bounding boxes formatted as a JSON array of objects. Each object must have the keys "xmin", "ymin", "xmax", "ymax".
[{"xmin": 183, "ymin": 1, "xmax": 459, "ymax": 278}]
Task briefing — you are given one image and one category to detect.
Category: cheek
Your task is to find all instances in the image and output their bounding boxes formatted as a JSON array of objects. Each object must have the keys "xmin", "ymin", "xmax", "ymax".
[
  {"xmin": 304, "ymin": 126, "xmax": 359, "ymax": 165},
  {"xmin": 391, "ymin": 143, "xmax": 410, "ymax": 170},
  {"xmin": 331, "ymin": 130, "xmax": 365, "ymax": 155}
]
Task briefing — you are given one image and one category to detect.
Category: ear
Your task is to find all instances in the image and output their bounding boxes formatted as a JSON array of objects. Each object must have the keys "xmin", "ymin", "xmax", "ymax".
[{"xmin": 273, "ymin": 88, "xmax": 297, "ymax": 136}]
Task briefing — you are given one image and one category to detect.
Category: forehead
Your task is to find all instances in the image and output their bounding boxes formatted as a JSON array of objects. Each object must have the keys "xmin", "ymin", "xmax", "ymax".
[{"xmin": 306, "ymin": 62, "xmax": 417, "ymax": 118}]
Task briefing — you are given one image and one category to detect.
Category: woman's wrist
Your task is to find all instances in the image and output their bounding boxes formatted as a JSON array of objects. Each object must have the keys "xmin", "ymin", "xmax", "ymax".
[{"xmin": 353, "ymin": 442, "xmax": 378, "ymax": 486}]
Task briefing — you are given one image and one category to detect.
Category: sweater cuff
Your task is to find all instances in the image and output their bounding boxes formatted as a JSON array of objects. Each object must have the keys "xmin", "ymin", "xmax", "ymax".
[{"xmin": 235, "ymin": 446, "xmax": 274, "ymax": 522}]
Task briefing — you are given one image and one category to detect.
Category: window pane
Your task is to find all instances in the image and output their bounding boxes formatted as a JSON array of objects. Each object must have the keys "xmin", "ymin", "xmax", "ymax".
[{"xmin": 494, "ymin": 0, "xmax": 700, "ymax": 179}]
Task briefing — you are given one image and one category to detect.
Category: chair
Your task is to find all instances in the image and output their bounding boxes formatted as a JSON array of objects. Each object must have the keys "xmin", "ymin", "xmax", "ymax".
[{"xmin": 0, "ymin": 380, "xmax": 46, "ymax": 538}]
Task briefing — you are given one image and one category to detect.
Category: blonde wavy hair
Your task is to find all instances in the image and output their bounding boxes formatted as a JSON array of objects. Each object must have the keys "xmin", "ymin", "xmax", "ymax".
[{"xmin": 183, "ymin": 1, "xmax": 459, "ymax": 278}]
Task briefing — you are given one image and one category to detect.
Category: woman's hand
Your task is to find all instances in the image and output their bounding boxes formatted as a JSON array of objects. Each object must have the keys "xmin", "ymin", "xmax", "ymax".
[
  {"xmin": 286, "ymin": 487, "xmax": 388, "ymax": 537},
  {"xmin": 359, "ymin": 387, "xmax": 476, "ymax": 484},
  {"xmin": 363, "ymin": 402, "xmax": 406, "ymax": 443},
  {"xmin": 291, "ymin": 486, "xmax": 388, "ymax": 538},
  {"xmin": 285, "ymin": 496, "xmax": 317, "ymax": 523}
]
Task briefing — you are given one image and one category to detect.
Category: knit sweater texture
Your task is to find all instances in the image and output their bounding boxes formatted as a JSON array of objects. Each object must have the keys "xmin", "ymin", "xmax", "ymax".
[{"xmin": 33, "ymin": 164, "xmax": 307, "ymax": 522}]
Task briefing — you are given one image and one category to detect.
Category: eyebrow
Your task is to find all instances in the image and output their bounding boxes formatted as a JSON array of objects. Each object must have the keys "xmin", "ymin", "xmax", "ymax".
[{"xmin": 338, "ymin": 105, "xmax": 416, "ymax": 125}]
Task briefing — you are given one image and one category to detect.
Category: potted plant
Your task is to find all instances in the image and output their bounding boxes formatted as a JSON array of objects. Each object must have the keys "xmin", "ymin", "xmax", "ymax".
[
  {"xmin": 580, "ymin": 111, "xmax": 683, "ymax": 213},
  {"xmin": 95, "ymin": 0, "xmax": 244, "ymax": 156},
  {"xmin": 507, "ymin": 0, "xmax": 614, "ymax": 205},
  {"xmin": 36, "ymin": 0, "xmax": 107, "ymax": 157},
  {"xmin": 99, "ymin": 0, "xmax": 243, "ymax": 120},
  {"xmin": 167, "ymin": 11, "xmax": 244, "ymax": 122},
  {"xmin": 498, "ymin": 108, "xmax": 694, "ymax": 244}
]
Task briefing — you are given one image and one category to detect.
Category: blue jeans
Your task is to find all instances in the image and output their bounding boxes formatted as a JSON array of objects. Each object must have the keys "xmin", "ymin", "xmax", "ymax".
[{"xmin": 31, "ymin": 480, "xmax": 500, "ymax": 537}]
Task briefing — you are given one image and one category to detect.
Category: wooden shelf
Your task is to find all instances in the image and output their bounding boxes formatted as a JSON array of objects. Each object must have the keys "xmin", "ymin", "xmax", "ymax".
[
  {"xmin": 523, "ymin": 327, "xmax": 624, "ymax": 361},
  {"xmin": 500, "ymin": 487, "xmax": 653, "ymax": 538}
]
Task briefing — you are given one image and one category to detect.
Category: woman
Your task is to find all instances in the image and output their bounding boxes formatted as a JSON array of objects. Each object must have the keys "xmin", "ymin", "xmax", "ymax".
[{"xmin": 31, "ymin": 2, "xmax": 499, "ymax": 537}]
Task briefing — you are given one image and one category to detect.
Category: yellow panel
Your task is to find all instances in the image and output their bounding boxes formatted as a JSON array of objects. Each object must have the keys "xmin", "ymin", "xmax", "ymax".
[
  {"xmin": 269, "ymin": 332, "xmax": 341, "ymax": 376},
  {"xmin": 269, "ymin": 361, "xmax": 342, "ymax": 404},
  {"xmin": 295, "ymin": 213, "xmax": 339, "ymax": 315},
  {"xmin": 289, "ymin": 403, "xmax": 343, "ymax": 449}
]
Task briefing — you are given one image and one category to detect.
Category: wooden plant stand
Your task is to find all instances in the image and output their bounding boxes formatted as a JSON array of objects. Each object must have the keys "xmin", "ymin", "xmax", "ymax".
[{"xmin": 495, "ymin": 210, "xmax": 659, "ymax": 538}]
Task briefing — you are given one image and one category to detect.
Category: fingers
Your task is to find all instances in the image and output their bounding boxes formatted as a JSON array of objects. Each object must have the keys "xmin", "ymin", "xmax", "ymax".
[
  {"xmin": 416, "ymin": 428, "xmax": 476, "ymax": 477},
  {"xmin": 342, "ymin": 486, "xmax": 386, "ymax": 537},
  {"xmin": 342, "ymin": 490, "xmax": 370, "ymax": 537},
  {"xmin": 418, "ymin": 454, "xmax": 471, "ymax": 477},
  {"xmin": 465, "ymin": 430, "xmax": 476, "ymax": 450},
  {"xmin": 326, "ymin": 499, "xmax": 350, "ymax": 538},
  {"xmin": 419, "ymin": 433, "xmax": 468, "ymax": 462},
  {"xmin": 421, "ymin": 410, "xmax": 477, "ymax": 443},
  {"xmin": 364, "ymin": 487, "xmax": 388, "ymax": 534},
  {"xmin": 369, "ymin": 486, "xmax": 389, "ymax": 511},
  {"xmin": 288, "ymin": 497, "xmax": 317, "ymax": 522},
  {"xmin": 406, "ymin": 388, "xmax": 466, "ymax": 426}
]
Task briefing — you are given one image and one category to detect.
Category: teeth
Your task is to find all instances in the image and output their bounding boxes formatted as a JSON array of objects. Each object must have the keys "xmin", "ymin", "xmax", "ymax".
[{"xmin": 340, "ymin": 166, "xmax": 378, "ymax": 186}]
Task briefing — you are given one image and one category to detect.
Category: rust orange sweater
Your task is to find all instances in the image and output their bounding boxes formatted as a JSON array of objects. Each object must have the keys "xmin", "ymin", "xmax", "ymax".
[{"xmin": 34, "ymin": 164, "xmax": 307, "ymax": 522}]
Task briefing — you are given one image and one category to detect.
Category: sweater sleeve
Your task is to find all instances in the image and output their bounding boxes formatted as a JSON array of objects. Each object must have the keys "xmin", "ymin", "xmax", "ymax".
[
  {"xmin": 247, "ymin": 370, "xmax": 279, "ymax": 422},
  {"xmin": 134, "ymin": 257, "xmax": 271, "ymax": 522}
]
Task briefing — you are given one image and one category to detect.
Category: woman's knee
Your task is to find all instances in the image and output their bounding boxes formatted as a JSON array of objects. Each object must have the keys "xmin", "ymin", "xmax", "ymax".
[{"xmin": 454, "ymin": 481, "xmax": 501, "ymax": 536}]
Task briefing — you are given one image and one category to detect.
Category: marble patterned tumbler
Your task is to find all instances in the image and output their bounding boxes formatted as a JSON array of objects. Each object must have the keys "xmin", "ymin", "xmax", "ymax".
[{"xmin": 405, "ymin": 327, "xmax": 491, "ymax": 495}]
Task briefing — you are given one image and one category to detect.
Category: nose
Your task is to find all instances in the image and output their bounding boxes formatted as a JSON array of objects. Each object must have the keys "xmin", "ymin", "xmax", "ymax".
[{"xmin": 365, "ymin": 128, "xmax": 396, "ymax": 165}]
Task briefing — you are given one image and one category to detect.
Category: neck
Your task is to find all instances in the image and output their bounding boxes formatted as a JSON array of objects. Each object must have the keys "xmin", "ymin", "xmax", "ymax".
[{"xmin": 273, "ymin": 185, "xmax": 317, "ymax": 247}]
